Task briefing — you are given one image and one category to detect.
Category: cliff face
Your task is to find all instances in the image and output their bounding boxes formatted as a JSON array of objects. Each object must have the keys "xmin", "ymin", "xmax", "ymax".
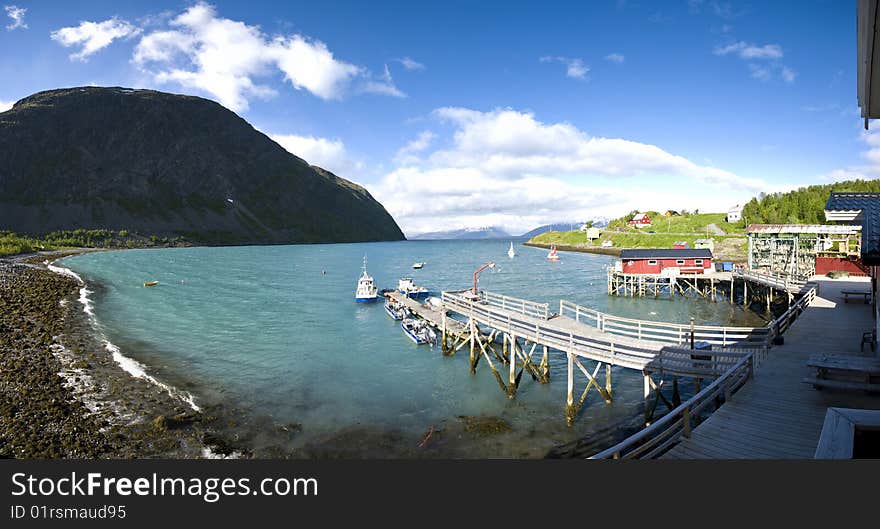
[{"xmin": 0, "ymin": 87, "xmax": 404, "ymax": 244}]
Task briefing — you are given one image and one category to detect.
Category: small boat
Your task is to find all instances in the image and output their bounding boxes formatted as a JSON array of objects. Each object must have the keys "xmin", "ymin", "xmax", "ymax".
[
  {"xmin": 547, "ymin": 245, "xmax": 560, "ymax": 261},
  {"xmin": 384, "ymin": 298, "xmax": 408, "ymax": 320},
  {"xmin": 401, "ymin": 317, "xmax": 437, "ymax": 345},
  {"xmin": 398, "ymin": 277, "xmax": 430, "ymax": 299},
  {"xmin": 412, "ymin": 261, "xmax": 426, "ymax": 269},
  {"xmin": 144, "ymin": 280, "xmax": 159, "ymax": 287},
  {"xmin": 508, "ymin": 242, "xmax": 516, "ymax": 259},
  {"xmin": 355, "ymin": 256, "xmax": 378, "ymax": 303}
]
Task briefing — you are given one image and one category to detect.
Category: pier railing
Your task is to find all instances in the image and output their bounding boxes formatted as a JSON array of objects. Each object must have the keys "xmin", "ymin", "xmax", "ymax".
[
  {"xmin": 766, "ymin": 284, "xmax": 817, "ymax": 338},
  {"xmin": 478, "ymin": 290, "xmax": 550, "ymax": 320},
  {"xmin": 733, "ymin": 269, "xmax": 809, "ymax": 293},
  {"xmin": 559, "ymin": 300, "xmax": 772, "ymax": 348},
  {"xmin": 589, "ymin": 354, "xmax": 754, "ymax": 459},
  {"xmin": 442, "ymin": 291, "xmax": 752, "ymax": 377}
]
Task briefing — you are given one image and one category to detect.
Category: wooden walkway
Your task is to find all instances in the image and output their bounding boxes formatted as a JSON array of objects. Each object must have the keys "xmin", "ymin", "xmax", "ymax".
[{"xmin": 662, "ymin": 277, "xmax": 876, "ymax": 459}]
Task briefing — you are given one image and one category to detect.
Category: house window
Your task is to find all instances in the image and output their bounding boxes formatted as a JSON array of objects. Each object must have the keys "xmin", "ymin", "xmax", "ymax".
[
  {"xmin": 695, "ymin": 259, "xmax": 703, "ymax": 265},
  {"xmin": 648, "ymin": 260, "xmax": 657, "ymax": 265},
  {"xmin": 676, "ymin": 260, "xmax": 685, "ymax": 265}
]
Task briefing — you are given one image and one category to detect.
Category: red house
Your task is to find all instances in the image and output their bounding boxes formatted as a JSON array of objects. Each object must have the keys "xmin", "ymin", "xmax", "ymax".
[
  {"xmin": 628, "ymin": 213, "xmax": 652, "ymax": 228},
  {"xmin": 620, "ymin": 249, "xmax": 713, "ymax": 275}
]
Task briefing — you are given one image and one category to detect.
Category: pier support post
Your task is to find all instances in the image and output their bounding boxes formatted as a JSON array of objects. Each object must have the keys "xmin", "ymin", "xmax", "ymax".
[
  {"xmin": 469, "ymin": 319, "xmax": 476, "ymax": 374},
  {"xmin": 508, "ymin": 333, "xmax": 517, "ymax": 398},
  {"xmin": 540, "ymin": 345, "xmax": 550, "ymax": 380},
  {"xmin": 565, "ymin": 352, "xmax": 575, "ymax": 425},
  {"xmin": 743, "ymin": 281, "xmax": 747, "ymax": 307},
  {"xmin": 441, "ymin": 311, "xmax": 448, "ymax": 353},
  {"xmin": 605, "ymin": 364, "xmax": 612, "ymax": 398}
]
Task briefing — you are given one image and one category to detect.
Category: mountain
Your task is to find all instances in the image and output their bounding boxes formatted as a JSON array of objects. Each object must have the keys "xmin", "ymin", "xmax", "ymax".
[
  {"xmin": 0, "ymin": 87, "xmax": 404, "ymax": 244},
  {"xmin": 409, "ymin": 226, "xmax": 512, "ymax": 240},
  {"xmin": 519, "ymin": 218, "xmax": 610, "ymax": 238}
]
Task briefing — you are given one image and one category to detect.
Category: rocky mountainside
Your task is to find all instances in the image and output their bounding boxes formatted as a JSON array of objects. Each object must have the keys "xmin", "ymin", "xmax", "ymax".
[{"xmin": 0, "ymin": 87, "xmax": 404, "ymax": 244}]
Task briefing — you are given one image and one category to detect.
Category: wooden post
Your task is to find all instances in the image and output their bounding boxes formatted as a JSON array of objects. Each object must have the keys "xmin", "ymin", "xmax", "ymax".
[
  {"xmin": 469, "ymin": 318, "xmax": 476, "ymax": 374},
  {"xmin": 541, "ymin": 345, "xmax": 550, "ymax": 380},
  {"xmin": 605, "ymin": 363, "xmax": 612, "ymax": 398},
  {"xmin": 441, "ymin": 311, "xmax": 448, "ymax": 353},
  {"xmin": 565, "ymin": 352, "xmax": 574, "ymax": 424},
  {"xmin": 508, "ymin": 332, "xmax": 517, "ymax": 398},
  {"xmin": 743, "ymin": 280, "xmax": 747, "ymax": 307}
]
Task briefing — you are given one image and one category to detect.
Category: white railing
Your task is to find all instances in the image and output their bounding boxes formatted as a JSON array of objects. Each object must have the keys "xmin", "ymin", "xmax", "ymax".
[
  {"xmin": 559, "ymin": 300, "xmax": 772, "ymax": 348},
  {"xmin": 478, "ymin": 290, "xmax": 550, "ymax": 320},
  {"xmin": 734, "ymin": 269, "xmax": 809, "ymax": 293},
  {"xmin": 442, "ymin": 291, "xmax": 751, "ymax": 377},
  {"xmin": 589, "ymin": 354, "xmax": 754, "ymax": 459}
]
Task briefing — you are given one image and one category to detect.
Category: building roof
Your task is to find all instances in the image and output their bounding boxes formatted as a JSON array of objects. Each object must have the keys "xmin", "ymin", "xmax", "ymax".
[
  {"xmin": 694, "ymin": 238, "xmax": 713, "ymax": 244},
  {"xmin": 858, "ymin": 0, "xmax": 880, "ymax": 128},
  {"xmin": 746, "ymin": 223, "xmax": 862, "ymax": 235},
  {"xmin": 825, "ymin": 192, "xmax": 880, "ymax": 264},
  {"xmin": 728, "ymin": 204, "xmax": 743, "ymax": 212},
  {"xmin": 621, "ymin": 248, "xmax": 712, "ymax": 260},
  {"xmin": 631, "ymin": 213, "xmax": 650, "ymax": 221}
]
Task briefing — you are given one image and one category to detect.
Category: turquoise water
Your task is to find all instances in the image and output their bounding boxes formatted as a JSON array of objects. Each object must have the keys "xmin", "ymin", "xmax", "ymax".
[{"xmin": 60, "ymin": 240, "xmax": 767, "ymax": 457}]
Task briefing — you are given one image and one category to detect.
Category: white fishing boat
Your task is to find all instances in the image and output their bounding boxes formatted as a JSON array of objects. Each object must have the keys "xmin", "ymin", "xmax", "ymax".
[
  {"xmin": 412, "ymin": 261, "xmax": 426, "ymax": 269},
  {"xmin": 508, "ymin": 242, "xmax": 516, "ymax": 259},
  {"xmin": 398, "ymin": 277, "xmax": 430, "ymax": 299},
  {"xmin": 401, "ymin": 317, "xmax": 437, "ymax": 345},
  {"xmin": 547, "ymin": 245, "xmax": 560, "ymax": 261},
  {"xmin": 355, "ymin": 256, "xmax": 378, "ymax": 303},
  {"xmin": 384, "ymin": 298, "xmax": 408, "ymax": 320}
]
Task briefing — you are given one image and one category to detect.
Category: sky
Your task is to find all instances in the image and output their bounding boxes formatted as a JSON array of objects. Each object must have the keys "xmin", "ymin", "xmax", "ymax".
[{"xmin": 0, "ymin": 1, "xmax": 874, "ymax": 236}]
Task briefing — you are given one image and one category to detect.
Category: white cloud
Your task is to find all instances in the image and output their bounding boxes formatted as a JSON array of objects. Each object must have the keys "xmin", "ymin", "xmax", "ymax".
[
  {"xmin": 820, "ymin": 129, "xmax": 880, "ymax": 182},
  {"xmin": 395, "ymin": 130, "xmax": 435, "ymax": 164},
  {"xmin": 604, "ymin": 53, "xmax": 625, "ymax": 64},
  {"xmin": 370, "ymin": 107, "xmax": 772, "ymax": 235},
  {"xmin": 540, "ymin": 56, "xmax": 589, "ymax": 79},
  {"xmin": 714, "ymin": 41, "xmax": 783, "ymax": 60},
  {"xmin": 4, "ymin": 5, "xmax": 26, "ymax": 30},
  {"xmin": 397, "ymin": 57, "xmax": 425, "ymax": 71},
  {"xmin": 0, "ymin": 99, "xmax": 13, "ymax": 112},
  {"xmin": 132, "ymin": 2, "xmax": 397, "ymax": 111},
  {"xmin": 51, "ymin": 17, "xmax": 141, "ymax": 61},
  {"xmin": 360, "ymin": 64, "xmax": 405, "ymax": 97},
  {"xmin": 269, "ymin": 133, "xmax": 360, "ymax": 176},
  {"xmin": 781, "ymin": 66, "xmax": 796, "ymax": 83}
]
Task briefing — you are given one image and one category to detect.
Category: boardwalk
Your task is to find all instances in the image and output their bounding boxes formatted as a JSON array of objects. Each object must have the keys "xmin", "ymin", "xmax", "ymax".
[{"xmin": 662, "ymin": 277, "xmax": 877, "ymax": 459}]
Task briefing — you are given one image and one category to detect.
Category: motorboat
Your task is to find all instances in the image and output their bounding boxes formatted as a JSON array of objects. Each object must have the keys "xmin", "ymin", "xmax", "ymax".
[
  {"xmin": 355, "ymin": 256, "xmax": 378, "ymax": 303},
  {"xmin": 384, "ymin": 298, "xmax": 408, "ymax": 320},
  {"xmin": 398, "ymin": 277, "xmax": 430, "ymax": 298},
  {"xmin": 144, "ymin": 280, "xmax": 158, "ymax": 287},
  {"xmin": 547, "ymin": 245, "xmax": 560, "ymax": 261},
  {"xmin": 412, "ymin": 261, "xmax": 426, "ymax": 269},
  {"xmin": 508, "ymin": 242, "xmax": 516, "ymax": 259},
  {"xmin": 401, "ymin": 317, "xmax": 437, "ymax": 345}
]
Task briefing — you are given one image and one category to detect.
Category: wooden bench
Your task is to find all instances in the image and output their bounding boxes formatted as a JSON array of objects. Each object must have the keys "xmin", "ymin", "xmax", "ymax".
[
  {"xmin": 802, "ymin": 353, "xmax": 880, "ymax": 392},
  {"xmin": 841, "ymin": 290, "xmax": 872, "ymax": 304}
]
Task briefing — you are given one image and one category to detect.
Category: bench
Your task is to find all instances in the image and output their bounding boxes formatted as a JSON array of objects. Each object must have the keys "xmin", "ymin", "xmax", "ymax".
[
  {"xmin": 841, "ymin": 290, "xmax": 872, "ymax": 304},
  {"xmin": 803, "ymin": 353, "xmax": 880, "ymax": 392}
]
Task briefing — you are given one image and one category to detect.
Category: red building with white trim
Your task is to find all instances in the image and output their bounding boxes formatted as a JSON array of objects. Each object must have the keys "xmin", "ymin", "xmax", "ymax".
[
  {"xmin": 619, "ymin": 249, "xmax": 713, "ymax": 275},
  {"xmin": 628, "ymin": 213, "xmax": 652, "ymax": 228}
]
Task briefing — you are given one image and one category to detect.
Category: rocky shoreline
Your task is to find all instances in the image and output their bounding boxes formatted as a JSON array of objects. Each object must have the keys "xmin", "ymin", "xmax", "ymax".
[{"xmin": 0, "ymin": 251, "xmax": 225, "ymax": 458}]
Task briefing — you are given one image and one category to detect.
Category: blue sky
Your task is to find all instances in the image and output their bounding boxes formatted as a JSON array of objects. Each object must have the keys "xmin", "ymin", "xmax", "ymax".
[{"xmin": 0, "ymin": 1, "xmax": 872, "ymax": 235}]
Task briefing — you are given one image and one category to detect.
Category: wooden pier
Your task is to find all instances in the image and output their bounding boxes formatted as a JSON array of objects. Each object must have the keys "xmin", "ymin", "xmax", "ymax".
[
  {"xmin": 435, "ymin": 289, "xmax": 804, "ymax": 425},
  {"xmin": 608, "ymin": 267, "xmax": 811, "ymax": 314},
  {"xmin": 590, "ymin": 278, "xmax": 879, "ymax": 458}
]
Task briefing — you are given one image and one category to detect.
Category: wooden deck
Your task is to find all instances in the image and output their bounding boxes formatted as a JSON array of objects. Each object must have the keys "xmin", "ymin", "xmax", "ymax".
[{"xmin": 661, "ymin": 277, "xmax": 878, "ymax": 459}]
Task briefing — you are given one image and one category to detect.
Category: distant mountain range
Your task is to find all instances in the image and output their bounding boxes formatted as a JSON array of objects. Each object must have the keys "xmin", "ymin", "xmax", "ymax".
[
  {"xmin": 409, "ymin": 226, "xmax": 512, "ymax": 240},
  {"xmin": 411, "ymin": 218, "xmax": 611, "ymax": 240}
]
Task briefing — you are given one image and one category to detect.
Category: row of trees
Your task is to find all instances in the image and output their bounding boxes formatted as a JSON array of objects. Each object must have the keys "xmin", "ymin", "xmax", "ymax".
[{"xmin": 740, "ymin": 179, "xmax": 880, "ymax": 225}]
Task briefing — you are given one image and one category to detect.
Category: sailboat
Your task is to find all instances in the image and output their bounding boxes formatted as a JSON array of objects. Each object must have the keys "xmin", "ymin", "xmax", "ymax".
[
  {"xmin": 547, "ymin": 245, "xmax": 560, "ymax": 261},
  {"xmin": 355, "ymin": 256, "xmax": 378, "ymax": 303},
  {"xmin": 508, "ymin": 242, "xmax": 516, "ymax": 259}
]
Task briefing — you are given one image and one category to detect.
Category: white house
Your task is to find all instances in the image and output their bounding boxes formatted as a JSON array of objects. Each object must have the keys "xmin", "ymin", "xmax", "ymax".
[{"xmin": 726, "ymin": 204, "xmax": 743, "ymax": 223}]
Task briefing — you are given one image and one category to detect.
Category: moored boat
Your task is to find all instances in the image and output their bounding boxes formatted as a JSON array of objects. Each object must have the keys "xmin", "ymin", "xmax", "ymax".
[
  {"xmin": 398, "ymin": 277, "xmax": 430, "ymax": 298},
  {"xmin": 144, "ymin": 280, "xmax": 158, "ymax": 287},
  {"xmin": 401, "ymin": 317, "xmax": 437, "ymax": 345},
  {"xmin": 355, "ymin": 256, "xmax": 378, "ymax": 303},
  {"xmin": 384, "ymin": 298, "xmax": 408, "ymax": 320},
  {"xmin": 412, "ymin": 261, "xmax": 426, "ymax": 269}
]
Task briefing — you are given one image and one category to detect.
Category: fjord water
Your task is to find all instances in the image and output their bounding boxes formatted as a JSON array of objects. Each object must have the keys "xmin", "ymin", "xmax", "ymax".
[{"xmin": 61, "ymin": 241, "xmax": 766, "ymax": 457}]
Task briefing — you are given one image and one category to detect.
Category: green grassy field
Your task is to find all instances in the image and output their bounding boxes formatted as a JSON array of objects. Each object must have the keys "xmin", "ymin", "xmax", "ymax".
[
  {"xmin": 531, "ymin": 211, "xmax": 749, "ymax": 261},
  {"xmin": 0, "ymin": 230, "xmax": 188, "ymax": 257}
]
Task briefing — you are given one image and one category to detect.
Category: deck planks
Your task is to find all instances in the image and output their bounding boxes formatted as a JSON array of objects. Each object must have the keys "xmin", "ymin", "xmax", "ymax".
[{"xmin": 661, "ymin": 278, "xmax": 876, "ymax": 459}]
